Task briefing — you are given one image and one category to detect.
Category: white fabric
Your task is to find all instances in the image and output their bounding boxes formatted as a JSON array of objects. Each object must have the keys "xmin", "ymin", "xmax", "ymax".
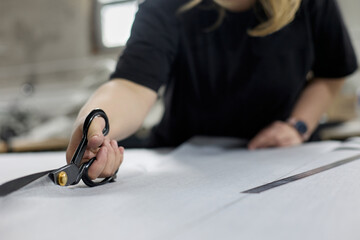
[{"xmin": 1, "ymin": 137, "xmax": 360, "ymax": 240}]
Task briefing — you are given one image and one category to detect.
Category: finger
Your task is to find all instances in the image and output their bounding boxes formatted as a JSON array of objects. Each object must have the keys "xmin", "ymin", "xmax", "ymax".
[
  {"xmin": 112, "ymin": 141, "xmax": 124, "ymax": 171},
  {"xmin": 251, "ymin": 135, "xmax": 277, "ymax": 149},
  {"xmin": 82, "ymin": 148, "xmax": 97, "ymax": 161},
  {"xmin": 277, "ymin": 133, "xmax": 302, "ymax": 147},
  {"xmin": 87, "ymin": 117, "xmax": 106, "ymax": 150},
  {"xmin": 118, "ymin": 146, "xmax": 125, "ymax": 169},
  {"xmin": 255, "ymin": 126, "xmax": 294, "ymax": 149},
  {"xmin": 66, "ymin": 125, "xmax": 83, "ymax": 164},
  {"xmin": 264, "ymin": 122, "xmax": 304, "ymax": 148},
  {"xmin": 99, "ymin": 140, "xmax": 116, "ymax": 178},
  {"xmin": 111, "ymin": 140, "xmax": 121, "ymax": 170},
  {"xmin": 250, "ymin": 121, "xmax": 293, "ymax": 149},
  {"xmin": 248, "ymin": 128, "xmax": 275, "ymax": 150},
  {"xmin": 87, "ymin": 146, "xmax": 108, "ymax": 180},
  {"xmin": 273, "ymin": 124, "xmax": 303, "ymax": 147},
  {"xmin": 66, "ymin": 115, "xmax": 106, "ymax": 164},
  {"xmin": 248, "ymin": 131, "xmax": 265, "ymax": 150}
]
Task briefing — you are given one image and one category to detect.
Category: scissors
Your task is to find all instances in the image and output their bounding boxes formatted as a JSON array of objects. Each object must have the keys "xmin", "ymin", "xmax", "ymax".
[{"xmin": 48, "ymin": 109, "xmax": 117, "ymax": 187}]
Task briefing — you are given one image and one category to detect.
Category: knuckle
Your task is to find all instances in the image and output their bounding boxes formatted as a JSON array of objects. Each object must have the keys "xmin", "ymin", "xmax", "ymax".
[
  {"xmin": 93, "ymin": 117, "xmax": 106, "ymax": 130},
  {"xmin": 104, "ymin": 138, "xmax": 111, "ymax": 146},
  {"xmin": 106, "ymin": 146, "xmax": 114, "ymax": 155},
  {"xmin": 274, "ymin": 121, "xmax": 283, "ymax": 128},
  {"xmin": 274, "ymin": 135, "xmax": 282, "ymax": 143},
  {"xmin": 89, "ymin": 120, "xmax": 105, "ymax": 136},
  {"xmin": 111, "ymin": 139, "xmax": 118, "ymax": 147},
  {"xmin": 271, "ymin": 121, "xmax": 279, "ymax": 127}
]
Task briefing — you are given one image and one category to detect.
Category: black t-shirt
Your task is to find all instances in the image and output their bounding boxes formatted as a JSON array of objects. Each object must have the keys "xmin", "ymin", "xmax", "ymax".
[{"xmin": 111, "ymin": 0, "xmax": 358, "ymax": 147}]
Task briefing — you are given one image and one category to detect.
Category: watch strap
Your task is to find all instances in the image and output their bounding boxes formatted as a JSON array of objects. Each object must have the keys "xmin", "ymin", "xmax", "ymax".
[{"xmin": 287, "ymin": 118, "xmax": 310, "ymax": 141}]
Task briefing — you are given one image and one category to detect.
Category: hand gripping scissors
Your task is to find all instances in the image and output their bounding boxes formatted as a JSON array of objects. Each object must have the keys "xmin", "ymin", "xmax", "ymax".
[{"xmin": 48, "ymin": 109, "xmax": 117, "ymax": 187}]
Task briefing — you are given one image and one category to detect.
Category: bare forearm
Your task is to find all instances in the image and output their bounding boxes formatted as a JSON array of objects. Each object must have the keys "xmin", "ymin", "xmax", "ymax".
[
  {"xmin": 76, "ymin": 79, "xmax": 157, "ymax": 140},
  {"xmin": 290, "ymin": 78, "xmax": 345, "ymax": 134}
]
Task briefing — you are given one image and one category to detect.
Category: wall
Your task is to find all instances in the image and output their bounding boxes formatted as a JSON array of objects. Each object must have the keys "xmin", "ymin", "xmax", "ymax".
[
  {"xmin": 338, "ymin": 0, "xmax": 360, "ymax": 93},
  {"xmin": 0, "ymin": 0, "xmax": 119, "ymax": 86},
  {"xmin": 0, "ymin": 0, "xmax": 120, "ymax": 143},
  {"xmin": 0, "ymin": 0, "xmax": 120, "ymax": 119}
]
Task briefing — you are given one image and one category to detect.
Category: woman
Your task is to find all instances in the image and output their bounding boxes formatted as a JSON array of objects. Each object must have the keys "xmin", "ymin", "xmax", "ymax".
[{"xmin": 66, "ymin": 0, "xmax": 357, "ymax": 180}]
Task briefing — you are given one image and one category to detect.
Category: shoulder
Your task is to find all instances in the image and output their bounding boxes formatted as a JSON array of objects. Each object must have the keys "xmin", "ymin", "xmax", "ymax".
[
  {"xmin": 136, "ymin": 0, "xmax": 187, "ymax": 24},
  {"xmin": 139, "ymin": 0, "xmax": 185, "ymax": 12},
  {"xmin": 300, "ymin": 0, "xmax": 340, "ymax": 14}
]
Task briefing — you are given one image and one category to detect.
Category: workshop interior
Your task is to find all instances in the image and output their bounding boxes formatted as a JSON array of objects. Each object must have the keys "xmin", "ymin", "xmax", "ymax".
[
  {"xmin": 0, "ymin": 0, "xmax": 359, "ymax": 153},
  {"xmin": 2, "ymin": 1, "xmax": 360, "ymax": 239}
]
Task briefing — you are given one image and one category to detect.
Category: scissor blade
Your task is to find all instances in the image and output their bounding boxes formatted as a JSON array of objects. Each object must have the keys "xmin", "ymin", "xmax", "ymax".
[{"xmin": 0, "ymin": 170, "xmax": 54, "ymax": 197}]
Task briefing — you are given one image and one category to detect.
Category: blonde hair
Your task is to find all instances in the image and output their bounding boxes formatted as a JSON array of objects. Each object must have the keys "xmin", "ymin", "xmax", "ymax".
[{"xmin": 178, "ymin": 0, "xmax": 302, "ymax": 37}]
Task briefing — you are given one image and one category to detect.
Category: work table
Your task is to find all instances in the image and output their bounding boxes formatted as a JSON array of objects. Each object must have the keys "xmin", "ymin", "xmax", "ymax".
[{"xmin": 1, "ymin": 137, "xmax": 360, "ymax": 240}]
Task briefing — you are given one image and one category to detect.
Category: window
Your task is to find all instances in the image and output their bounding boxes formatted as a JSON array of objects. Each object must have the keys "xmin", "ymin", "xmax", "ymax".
[{"xmin": 94, "ymin": 0, "xmax": 139, "ymax": 50}]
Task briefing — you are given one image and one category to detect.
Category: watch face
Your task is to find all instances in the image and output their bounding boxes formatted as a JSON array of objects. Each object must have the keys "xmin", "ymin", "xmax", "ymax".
[{"xmin": 294, "ymin": 121, "xmax": 308, "ymax": 135}]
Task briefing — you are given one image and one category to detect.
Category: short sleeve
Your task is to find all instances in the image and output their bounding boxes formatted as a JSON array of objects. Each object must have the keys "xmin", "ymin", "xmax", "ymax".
[
  {"xmin": 110, "ymin": 0, "xmax": 180, "ymax": 91},
  {"xmin": 309, "ymin": 0, "xmax": 358, "ymax": 78}
]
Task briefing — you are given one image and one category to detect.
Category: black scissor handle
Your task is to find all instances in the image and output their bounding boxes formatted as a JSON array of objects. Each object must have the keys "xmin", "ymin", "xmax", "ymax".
[
  {"xmin": 71, "ymin": 109, "xmax": 110, "ymax": 166},
  {"xmin": 77, "ymin": 109, "xmax": 117, "ymax": 187},
  {"xmin": 80, "ymin": 158, "xmax": 117, "ymax": 187},
  {"xmin": 50, "ymin": 109, "xmax": 117, "ymax": 187},
  {"xmin": 82, "ymin": 108, "xmax": 109, "ymax": 138}
]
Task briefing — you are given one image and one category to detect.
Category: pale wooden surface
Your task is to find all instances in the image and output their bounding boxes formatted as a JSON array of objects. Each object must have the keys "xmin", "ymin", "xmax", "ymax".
[
  {"xmin": 0, "ymin": 138, "xmax": 68, "ymax": 153},
  {"xmin": 320, "ymin": 119, "xmax": 360, "ymax": 140}
]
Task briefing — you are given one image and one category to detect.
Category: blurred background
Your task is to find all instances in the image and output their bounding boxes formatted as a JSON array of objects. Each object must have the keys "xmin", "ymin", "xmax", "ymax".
[{"xmin": 0, "ymin": 0, "xmax": 359, "ymax": 152}]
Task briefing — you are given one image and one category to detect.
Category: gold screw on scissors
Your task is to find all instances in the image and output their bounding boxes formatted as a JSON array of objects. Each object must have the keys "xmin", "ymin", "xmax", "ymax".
[{"xmin": 57, "ymin": 171, "xmax": 68, "ymax": 186}]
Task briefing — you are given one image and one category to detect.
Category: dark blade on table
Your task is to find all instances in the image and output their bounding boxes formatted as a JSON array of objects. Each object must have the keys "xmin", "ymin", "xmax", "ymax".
[
  {"xmin": 242, "ymin": 153, "xmax": 360, "ymax": 194},
  {"xmin": 0, "ymin": 170, "xmax": 54, "ymax": 197}
]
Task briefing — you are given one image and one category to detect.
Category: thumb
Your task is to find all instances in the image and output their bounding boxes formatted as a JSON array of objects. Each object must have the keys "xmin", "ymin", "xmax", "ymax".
[{"xmin": 87, "ymin": 116, "xmax": 106, "ymax": 150}]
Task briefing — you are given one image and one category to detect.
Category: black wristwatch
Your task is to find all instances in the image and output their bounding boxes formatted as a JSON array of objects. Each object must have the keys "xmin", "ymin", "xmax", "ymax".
[{"xmin": 287, "ymin": 118, "xmax": 309, "ymax": 140}]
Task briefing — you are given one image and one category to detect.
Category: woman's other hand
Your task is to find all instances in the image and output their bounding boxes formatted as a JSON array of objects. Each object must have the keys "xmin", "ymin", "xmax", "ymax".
[{"xmin": 248, "ymin": 121, "xmax": 303, "ymax": 150}]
